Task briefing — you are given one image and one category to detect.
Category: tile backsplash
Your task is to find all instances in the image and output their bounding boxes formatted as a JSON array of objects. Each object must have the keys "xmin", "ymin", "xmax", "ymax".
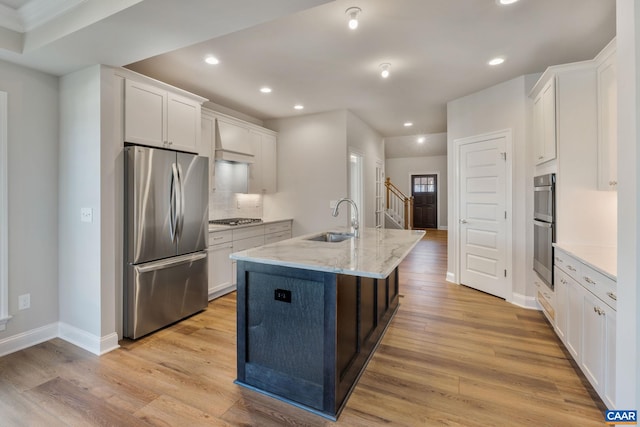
[{"xmin": 209, "ymin": 160, "xmax": 263, "ymax": 219}]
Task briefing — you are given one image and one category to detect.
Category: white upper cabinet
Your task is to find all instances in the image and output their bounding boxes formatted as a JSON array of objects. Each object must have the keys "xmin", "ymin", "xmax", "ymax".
[
  {"xmin": 596, "ymin": 40, "xmax": 617, "ymax": 191},
  {"xmin": 248, "ymin": 130, "xmax": 277, "ymax": 194},
  {"xmin": 124, "ymin": 79, "xmax": 203, "ymax": 153},
  {"xmin": 532, "ymin": 77, "xmax": 557, "ymax": 165}
]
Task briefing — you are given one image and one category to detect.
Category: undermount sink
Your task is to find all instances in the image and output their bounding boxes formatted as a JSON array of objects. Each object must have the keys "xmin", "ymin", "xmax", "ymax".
[{"xmin": 306, "ymin": 232, "xmax": 355, "ymax": 243}]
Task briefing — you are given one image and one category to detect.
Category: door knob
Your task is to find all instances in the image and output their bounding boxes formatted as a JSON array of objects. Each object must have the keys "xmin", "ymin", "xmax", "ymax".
[{"xmin": 459, "ymin": 219, "xmax": 468, "ymax": 224}]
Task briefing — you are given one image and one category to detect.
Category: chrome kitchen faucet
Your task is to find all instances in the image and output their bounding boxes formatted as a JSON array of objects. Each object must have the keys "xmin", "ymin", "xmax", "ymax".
[{"xmin": 332, "ymin": 198, "xmax": 359, "ymax": 238}]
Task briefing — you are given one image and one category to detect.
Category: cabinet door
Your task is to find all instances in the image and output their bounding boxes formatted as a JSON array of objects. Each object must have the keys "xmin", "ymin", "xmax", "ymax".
[
  {"xmin": 541, "ymin": 79, "xmax": 557, "ymax": 163},
  {"xmin": 533, "ymin": 93, "xmax": 545, "ymax": 164},
  {"xmin": 597, "ymin": 53, "xmax": 617, "ymax": 191},
  {"xmin": 247, "ymin": 131, "xmax": 263, "ymax": 194},
  {"xmin": 167, "ymin": 93, "xmax": 200, "ymax": 153},
  {"xmin": 124, "ymin": 79, "xmax": 166, "ymax": 147},
  {"xmin": 581, "ymin": 289, "xmax": 605, "ymax": 391},
  {"xmin": 603, "ymin": 303, "xmax": 616, "ymax": 408},
  {"xmin": 554, "ymin": 268, "xmax": 568, "ymax": 343},
  {"xmin": 202, "ymin": 114, "xmax": 215, "ymax": 191},
  {"xmin": 208, "ymin": 242, "xmax": 234, "ymax": 299},
  {"xmin": 261, "ymin": 133, "xmax": 277, "ymax": 193},
  {"xmin": 566, "ymin": 276, "xmax": 582, "ymax": 360}
]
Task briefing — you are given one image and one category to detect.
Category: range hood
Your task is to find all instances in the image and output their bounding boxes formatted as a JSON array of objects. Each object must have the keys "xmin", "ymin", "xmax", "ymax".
[{"xmin": 215, "ymin": 119, "xmax": 255, "ymax": 163}]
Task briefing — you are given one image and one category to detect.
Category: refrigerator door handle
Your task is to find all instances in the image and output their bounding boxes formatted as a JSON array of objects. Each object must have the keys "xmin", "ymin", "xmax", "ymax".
[
  {"xmin": 170, "ymin": 162, "xmax": 180, "ymax": 242},
  {"xmin": 176, "ymin": 162, "xmax": 185, "ymax": 241},
  {"xmin": 135, "ymin": 251, "xmax": 207, "ymax": 273}
]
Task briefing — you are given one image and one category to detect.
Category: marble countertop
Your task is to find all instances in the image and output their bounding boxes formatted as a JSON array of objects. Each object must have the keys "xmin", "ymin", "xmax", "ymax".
[
  {"xmin": 230, "ymin": 227, "xmax": 425, "ymax": 279},
  {"xmin": 208, "ymin": 218, "xmax": 293, "ymax": 232},
  {"xmin": 554, "ymin": 242, "xmax": 617, "ymax": 280}
]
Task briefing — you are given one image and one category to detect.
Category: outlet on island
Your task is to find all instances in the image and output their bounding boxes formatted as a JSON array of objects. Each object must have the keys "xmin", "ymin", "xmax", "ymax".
[{"xmin": 274, "ymin": 288, "xmax": 292, "ymax": 303}]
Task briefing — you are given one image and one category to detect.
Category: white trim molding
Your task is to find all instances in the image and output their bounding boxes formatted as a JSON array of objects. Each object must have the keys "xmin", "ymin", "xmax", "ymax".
[
  {"xmin": 510, "ymin": 293, "xmax": 539, "ymax": 310},
  {"xmin": 58, "ymin": 322, "xmax": 120, "ymax": 356},
  {"xmin": 0, "ymin": 323, "xmax": 57, "ymax": 357},
  {"xmin": 0, "ymin": 92, "xmax": 10, "ymax": 331}
]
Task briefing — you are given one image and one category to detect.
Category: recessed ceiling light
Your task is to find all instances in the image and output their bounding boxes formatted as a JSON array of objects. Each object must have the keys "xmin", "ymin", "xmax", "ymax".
[
  {"xmin": 294, "ymin": 104, "xmax": 304, "ymax": 110},
  {"xmin": 417, "ymin": 137, "xmax": 426, "ymax": 143},
  {"xmin": 379, "ymin": 63, "xmax": 391, "ymax": 79},
  {"xmin": 204, "ymin": 55, "xmax": 219, "ymax": 65},
  {"xmin": 404, "ymin": 122, "xmax": 413, "ymax": 127},
  {"xmin": 496, "ymin": 0, "xmax": 519, "ymax": 4},
  {"xmin": 260, "ymin": 87, "xmax": 272, "ymax": 93},
  {"xmin": 346, "ymin": 7, "xmax": 361, "ymax": 30},
  {"xmin": 488, "ymin": 57, "xmax": 505, "ymax": 66}
]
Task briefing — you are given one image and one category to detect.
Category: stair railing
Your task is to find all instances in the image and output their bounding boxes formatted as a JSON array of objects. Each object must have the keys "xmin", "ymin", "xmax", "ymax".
[{"xmin": 385, "ymin": 177, "xmax": 414, "ymax": 229}]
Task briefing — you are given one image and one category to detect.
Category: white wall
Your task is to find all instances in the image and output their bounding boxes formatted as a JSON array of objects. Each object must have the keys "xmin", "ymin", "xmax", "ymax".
[
  {"xmin": 385, "ymin": 155, "xmax": 448, "ymax": 229},
  {"xmin": 615, "ymin": 0, "xmax": 639, "ymax": 411},
  {"xmin": 0, "ymin": 60, "xmax": 59, "ymax": 341},
  {"xmin": 263, "ymin": 110, "xmax": 348, "ymax": 236},
  {"xmin": 59, "ymin": 65, "xmax": 119, "ymax": 354},
  {"xmin": 447, "ymin": 75, "xmax": 538, "ymax": 303},
  {"xmin": 346, "ymin": 111, "xmax": 384, "ymax": 228}
]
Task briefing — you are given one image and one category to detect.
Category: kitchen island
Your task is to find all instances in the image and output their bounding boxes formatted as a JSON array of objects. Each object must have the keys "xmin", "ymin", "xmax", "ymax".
[{"xmin": 230, "ymin": 227, "xmax": 425, "ymax": 420}]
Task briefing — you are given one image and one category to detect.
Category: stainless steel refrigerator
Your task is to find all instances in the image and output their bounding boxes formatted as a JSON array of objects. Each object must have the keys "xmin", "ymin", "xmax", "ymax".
[{"xmin": 124, "ymin": 145, "xmax": 208, "ymax": 339}]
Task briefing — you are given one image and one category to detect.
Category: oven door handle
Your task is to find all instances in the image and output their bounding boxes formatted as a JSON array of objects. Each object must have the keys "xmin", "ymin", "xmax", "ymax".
[
  {"xmin": 533, "ymin": 219, "xmax": 553, "ymax": 228},
  {"xmin": 534, "ymin": 186, "xmax": 553, "ymax": 192}
]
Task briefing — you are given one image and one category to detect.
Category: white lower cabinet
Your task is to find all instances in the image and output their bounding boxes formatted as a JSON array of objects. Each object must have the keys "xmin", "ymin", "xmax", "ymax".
[
  {"xmin": 552, "ymin": 247, "xmax": 616, "ymax": 409},
  {"xmin": 207, "ymin": 230, "xmax": 233, "ymax": 300},
  {"xmin": 581, "ymin": 288, "xmax": 616, "ymax": 409},
  {"xmin": 208, "ymin": 220, "xmax": 292, "ymax": 299}
]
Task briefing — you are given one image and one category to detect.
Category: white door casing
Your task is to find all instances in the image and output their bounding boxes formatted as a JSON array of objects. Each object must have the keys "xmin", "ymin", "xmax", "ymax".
[{"xmin": 455, "ymin": 130, "xmax": 512, "ymax": 300}]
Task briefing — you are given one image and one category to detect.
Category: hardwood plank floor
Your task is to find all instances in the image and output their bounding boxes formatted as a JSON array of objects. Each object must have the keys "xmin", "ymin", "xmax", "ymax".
[{"xmin": 0, "ymin": 230, "xmax": 607, "ymax": 426}]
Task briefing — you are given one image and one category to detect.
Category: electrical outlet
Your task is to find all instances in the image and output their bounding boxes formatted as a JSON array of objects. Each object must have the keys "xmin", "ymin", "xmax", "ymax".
[
  {"xmin": 80, "ymin": 207, "xmax": 93, "ymax": 223},
  {"xmin": 18, "ymin": 293, "xmax": 30, "ymax": 310}
]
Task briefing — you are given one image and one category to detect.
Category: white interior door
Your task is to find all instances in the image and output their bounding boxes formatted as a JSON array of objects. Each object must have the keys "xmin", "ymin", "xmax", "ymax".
[{"xmin": 459, "ymin": 135, "xmax": 508, "ymax": 299}]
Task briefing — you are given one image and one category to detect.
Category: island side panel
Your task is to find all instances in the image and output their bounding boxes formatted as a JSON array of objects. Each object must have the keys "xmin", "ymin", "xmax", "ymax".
[{"xmin": 236, "ymin": 261, "xmax": 331, "ymax": 411}]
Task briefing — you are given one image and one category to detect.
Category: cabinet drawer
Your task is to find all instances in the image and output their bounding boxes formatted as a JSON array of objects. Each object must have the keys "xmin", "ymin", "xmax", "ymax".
[
  {"xmin": 233, "ymin": 235, "xmax": 265, "ymax": 252},
  {"xmin": 535, "ymin": 279, "xmax": 555, "ymax": 322},
  {"xmin": 265, "ymin": 231, "xmax": 291, "ymax": 245},
  {"xmin": 264, "ymin": 221, "xmax": 291, "ymax": 234},
  {"xmin": 554, "ymin": 250, "xmax": 581, "ymax": 281},
  {"xmin": 209, "ymin": 230, "xmax": 233, "ymax": 245},
  {"xmin": 581, "ymin": 266, "xmax": 616, "ymax": 310},
  {"xmin": 233, "ymin": 225, "xmax": 265, "ymax": 241}
]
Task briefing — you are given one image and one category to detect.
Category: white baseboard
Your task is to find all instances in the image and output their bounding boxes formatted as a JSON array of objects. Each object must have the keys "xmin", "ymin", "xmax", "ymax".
[
  {"xmin": 510, "ymin": 293, "xmax": 539, "ymax": 310},
  {"xmin": 58, "ymin": 322, "xmax": 120, "ymax": 356},
  {"xmin": 208, "ymin": 284, "xmax": 236, "ymax": 301},
  {"xmin": 0, "ymin": 322, "xmax": 58, "ymax": 357},
  {"xmin": 438, "ymin": 226, "xmax": 448, "ymax": 230},
  {"xmin": 446, "ymin": 272, "xmax": 457, "ymax": 284}
]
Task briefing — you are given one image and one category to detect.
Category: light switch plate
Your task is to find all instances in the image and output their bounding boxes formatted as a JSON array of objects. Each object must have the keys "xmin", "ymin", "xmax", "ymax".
[
  {"xmin": 18, "ymin": 293, "xmax": 30, "ymax": 310},
  {"xmin": 80, "ymin": 207, "xmax": 93, "ymax": 223}
]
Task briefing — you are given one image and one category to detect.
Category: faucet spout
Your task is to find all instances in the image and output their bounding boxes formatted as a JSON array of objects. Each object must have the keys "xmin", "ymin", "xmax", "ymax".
[{"xmin": 332, "ymin": 197, "xmax": 359, "ymax": 238}]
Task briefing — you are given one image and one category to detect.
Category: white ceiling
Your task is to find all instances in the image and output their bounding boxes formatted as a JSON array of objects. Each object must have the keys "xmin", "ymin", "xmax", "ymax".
[{"xmin": 0, "ymin": 0, "xmax": 616, "ymax": 157}]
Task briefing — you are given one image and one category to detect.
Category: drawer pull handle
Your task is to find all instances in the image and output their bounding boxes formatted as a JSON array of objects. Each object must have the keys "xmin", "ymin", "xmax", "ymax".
[
  {"xmin": 567, "ymin": 265, "xmax": 576, "ymax": 272},
  {"xmin": 213, "ymin": 236, "xmax": 224, "ymax": 240},
  {"xmin": 583, "ymin": 276, "xmax": 596, "ymax": 285},
  {"xmin": 560, "ymin": 279, "xmax": 567, "ymax": 285},
  {"xmin": 607, "ymin": 292, "xmax": 617, "ymax": 301},
  {"xmin": 555, "ymin": 257, "xmax": 563, "ymax": 263}
]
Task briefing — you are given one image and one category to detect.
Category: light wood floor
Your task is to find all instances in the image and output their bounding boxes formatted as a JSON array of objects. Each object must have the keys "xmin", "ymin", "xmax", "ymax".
[{"xmin": 0, "ymin": 230, "xmax": 607, "ymax": 426}]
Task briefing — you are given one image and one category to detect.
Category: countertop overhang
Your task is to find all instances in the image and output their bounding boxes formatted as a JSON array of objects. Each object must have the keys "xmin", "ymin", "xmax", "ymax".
[{"xmin": 230, "ymin": 227, "xmax": 425, "ymax": 279}]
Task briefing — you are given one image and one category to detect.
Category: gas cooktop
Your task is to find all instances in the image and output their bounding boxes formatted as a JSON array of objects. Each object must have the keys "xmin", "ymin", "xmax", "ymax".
[{"xmin": 209, "ymin": 218, "xmax": 263, "ymax": 226}]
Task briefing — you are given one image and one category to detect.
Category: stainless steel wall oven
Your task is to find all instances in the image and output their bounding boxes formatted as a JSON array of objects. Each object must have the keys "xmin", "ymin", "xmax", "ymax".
[{"xmin": 533, "ymin": 173, "xmax": 555, "ymax": 289}]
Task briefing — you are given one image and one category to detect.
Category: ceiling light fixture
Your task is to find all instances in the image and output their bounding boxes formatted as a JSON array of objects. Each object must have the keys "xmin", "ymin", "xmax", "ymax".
[
  {"xmin": 294, "ymin": 104, "xmax": 304, "ymax": 110},
  {"xmin": 417, "ymin": 137, "xmax": 426, "ymax": 143},
  {"xmin": 404, "ymin": 122, "xmax": 413, "ymax": 127},
  {"xmin": 345, "ymin": 7, "xmax": 361, "ymax": 30},
  {"xmin": 497, "ymin": 0, "xmax": 519, "ymax": 5},
  {"xmin": 204, "ymin": 55, "xmax": 219, "ymax": 65},
  {"xmin": 260, "ymin": 87, "xmax": 272, "ymax": 93},
  {"xmin": 488, "ymin": 57, "xmax": 505, "ymax": 66},
  {"xmin": 379, "ymin": 63, "xmax": 391, "ymax": 79}
]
